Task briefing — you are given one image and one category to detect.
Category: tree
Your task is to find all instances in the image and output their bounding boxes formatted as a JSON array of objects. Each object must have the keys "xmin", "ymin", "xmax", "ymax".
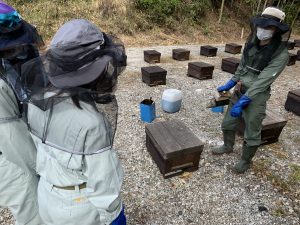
[
  {"xmin": 263, "ymin": 0, "xmax": 268, "ymax": 9},
  {"xmin": 218, "ymin": 0, "xmax": 225, "ymax": 23},
  {"xmin": 257, "ymin": 0, "xmax": 262, "ymax": 13}
]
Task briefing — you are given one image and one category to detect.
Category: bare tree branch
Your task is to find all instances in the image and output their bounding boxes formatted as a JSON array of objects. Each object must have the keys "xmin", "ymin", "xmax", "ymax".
[
  {"xmin": 218, "ymin": 0, "xmax": 226, "ymax": 23},
  {"xmin": 257, "ymin": 0, "xmax": 262, "ymax": 13}
]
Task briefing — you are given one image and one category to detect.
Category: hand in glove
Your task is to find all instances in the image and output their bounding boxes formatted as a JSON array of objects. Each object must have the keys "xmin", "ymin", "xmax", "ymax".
[
  {"xmin": 230, "ymin": 95, "xmax": 252, "ymax": 117},
  {"xmin": 217, "ymin": 79, "xmax": 237, "ymax": 92}
]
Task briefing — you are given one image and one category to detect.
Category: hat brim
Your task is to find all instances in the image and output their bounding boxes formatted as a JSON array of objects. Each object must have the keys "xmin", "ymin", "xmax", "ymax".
[
  {"xmin": 252, "ymin": 17, "xmax": 290, "ymax": 33},
  {"xmin": 48, "ymin": 55, "xmax": 112, "ymax": 88}
]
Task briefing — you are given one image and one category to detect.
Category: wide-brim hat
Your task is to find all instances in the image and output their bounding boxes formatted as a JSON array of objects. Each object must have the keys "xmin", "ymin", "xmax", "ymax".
[
  {"xmin": 252, "ymin": 7, "xmax": 290, "ymax": 33},
  {"xmin": 47, "ymin": 54, "xmax": 112, "ymax": 89},
  {"xmin": 46, "ymin": 19, "xmax": 110, "ymax": 89}
]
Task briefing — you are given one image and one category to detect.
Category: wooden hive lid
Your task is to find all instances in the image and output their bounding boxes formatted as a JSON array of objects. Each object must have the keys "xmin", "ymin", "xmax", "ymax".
[
  {"xmin": 201, "ymin": 45, "xmax": 217, "ymax": 50},
  {"xmin": 222, "ymin": 57, "xmax": 240, "ymax": 64},
  {"xmin": 262, "ymin": 110, "xmax": 287, "ymax": 128},
  {"xmin": 144, "ymin": 50, "xmax": 161, "ymax": 55},
  {"xmin": 188, "ymin": 61, "xmax": 214, "ymax": 68},
  {"xmin": 145, "ymin": 120, "xmax": 203, "ymax": 159},
  {"xmin": 226, "ymin": 43, "xmax": 242, "ymax": 47},
  {"xmin": 289, "ymin": 88, "xmax": 300, "ymax": 97},
  {"xmin": 141, "ymin": 66, "xmax": 167, "ymax": 74},
  {"xmin": 173, "ymin": 48, "xmax": 190, "ymax": 53}
]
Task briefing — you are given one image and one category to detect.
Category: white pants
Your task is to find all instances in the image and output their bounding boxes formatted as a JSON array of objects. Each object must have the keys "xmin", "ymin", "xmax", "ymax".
[
  {"xmin": 0, "ymin": 154, "xmax": 43, "ymax": 225},
  {"xmin": 38, "ymin": 178, "xmax": 121, "ymax": 225}
]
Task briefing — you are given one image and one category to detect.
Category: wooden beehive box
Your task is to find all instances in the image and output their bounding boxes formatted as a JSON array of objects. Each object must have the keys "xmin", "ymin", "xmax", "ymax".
[
  {"xmin": 145, "ymin": 120, "xmax": 204, "ymax": 178},
  {"xmin": 141, "ymin": 66, "xmax": 167, "ymax": 86},
  {"xmin": 225, "ymin": 43, "xmax": 242, "ymax": 54},
  {"xmin": 297, "ymin": 50, "xmax": 300, "ymax": 61},
  {"xmin": 295, "ymin": 39, "xmax": 300, "ymax": 47},
  {"xmin": 144, "ymin": 50, "xmax": 161, "ymax": 63},
  {"xmin": 285, "ymin": 89, "xmax": 300, "ymax": 116},
  {"xmin": 287, "ymin": 41, "xmax": 296, "ymax": 50},
  {"xmin": 237, "ymin": 110, "xmax": 287, "ymax": 145},
  {"xmin": 200, "ymin": 45, "xmax": 218, "ymax": 57},
  {"xmin": 287, "ymin": 53, "xmax": 297, "ymax": 66},
  {"xmin": 187, "ymin": 62, "xmax": 214, "ymax": 80},
  {"xmin": 172, "ymin": 48, "xmax": 190, "ymax": 61},
  {"xmin": 221, "ymin": 57, "xmax": 240, "ymax": 74}
]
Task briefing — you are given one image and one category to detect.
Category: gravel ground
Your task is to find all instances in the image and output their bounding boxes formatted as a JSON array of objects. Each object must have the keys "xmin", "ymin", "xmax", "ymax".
[{"xmin": 1, "ymin": 44, "xmax": 299, "ymax": 225}]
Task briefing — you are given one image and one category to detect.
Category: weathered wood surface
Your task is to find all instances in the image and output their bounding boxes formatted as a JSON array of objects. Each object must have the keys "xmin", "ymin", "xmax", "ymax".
[
  {"xmin": 187, "ymin": 62, "xmax": 214, "ymax": 80},
  {"xmin": 225, "ymin": 43, "xmax": 242, "ymax": 54},
  {"xmin": 200, "ymin": 45, "xmax": 218, "ymax": 57},
  {"xmin": 237, "ymin": 110, "xmax": 287, "ymax": 145},
  {"xmin": 287, "ymin": 53, "xmax": 297, "ymax": 66},
  {"xmin": 285, "ymin": 89, "xmax": 300, "ymax": 116},
  {"xmin": 172, "ymin": 48, "xmax": 190, "ymax": 61},
  {"xmin": 145, "ymin": 120, "xmax": 203, "ymax": 178},
  {"xmin": 287, "ymin": 41, "xmax": 295, "ymax": 50},
  {"xmin": 144, "ymin": 50, "xmax": 161, "ymax": 63},
  {"xmin": 141, "ymin": 66, "xmax": 167, "ymax": 86},
  {"xmin": 221, "ymin": 57, "xmax": 240, "ymax": 74}
]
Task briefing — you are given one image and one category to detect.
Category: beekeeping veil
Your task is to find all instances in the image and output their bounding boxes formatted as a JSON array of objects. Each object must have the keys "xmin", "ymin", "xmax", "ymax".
[
  {"xmin": 22, "ymin": 19, "xmax": 126, "ymax": 155},
  {"xmin": 242, "ymin": 7, "xmax": 291, "ymax": 72},
  {"xmin": 0, "ymin": 2, "xmax": 44, "ymax": 102}
]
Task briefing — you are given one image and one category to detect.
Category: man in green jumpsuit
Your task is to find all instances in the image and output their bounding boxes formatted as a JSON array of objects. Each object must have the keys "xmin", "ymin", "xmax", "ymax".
[{"xmin": 213, "ymin": 7, "xmax": 290, "ymax": 173}]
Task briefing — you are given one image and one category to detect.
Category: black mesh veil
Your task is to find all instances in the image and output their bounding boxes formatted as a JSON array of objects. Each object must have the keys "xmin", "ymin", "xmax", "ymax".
[
  {"xmin": 21, "ymin": 33, "xmax": 126, "ymax": 153},
  {"xmin": 101, "ymin": 33, "xmax": 127, "ymax": 74},
  {"xmin": 21, "ymin": 33, "xmax": 126, "ymax": 108},
  {"xmin": 0, "ymin": 19, "xmax": 44, "ymax": 103},
  {"xmin": 244, "ymin": 15, "xmax": 291, "ymax": 56},
  {"xmin": 243, "ymin": 15, "xmax": 291, "ymax": 72},
  {"xmin": 0, "ymin": 20, "xmax": 44, "ymax": 59}
]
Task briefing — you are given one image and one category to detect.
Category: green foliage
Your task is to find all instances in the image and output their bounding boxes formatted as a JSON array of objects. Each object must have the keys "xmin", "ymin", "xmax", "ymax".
[
  {"xmin": 282, "ymin": 3, "xmax": 300, "ymax": 26},
  {"xmin": 201, "ymin": 23, "xmax": 211, "ymax": 36},
  {"xmin": 134, "ymin": 0, "xmax": 211, "ymax": 26},
  {"xmin": 180, "ymin": 0, "xmax": 211, "ymax": 23},
  {"xmin": 273, "ymin": 207, "xmax": 286, "ymax": 217},
  {"xmin": 289, "ymin": 164, "xmax": 300, "ymax": 185},
  {"xmin": 135, "ymin": 0, "xmax": 179, "ymax": 24}
]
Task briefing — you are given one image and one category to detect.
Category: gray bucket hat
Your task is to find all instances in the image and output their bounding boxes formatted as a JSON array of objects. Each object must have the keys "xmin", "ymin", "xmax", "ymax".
[{"xmin": 46, "ymin": 19, "xmax": 112, "ymax": 88}]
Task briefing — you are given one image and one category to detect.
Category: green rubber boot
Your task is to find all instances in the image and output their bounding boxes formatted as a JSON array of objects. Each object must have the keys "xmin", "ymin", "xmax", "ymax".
[
  {"xmin": 212, "ymin": 130, "xmax": 235, "ymax": 155},
  {"xmin": 232, "ymin": 144, "xmax": 259, "ymax": 174}
]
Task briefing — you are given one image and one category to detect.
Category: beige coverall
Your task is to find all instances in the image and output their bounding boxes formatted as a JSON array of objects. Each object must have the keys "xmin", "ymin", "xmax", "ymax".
[
  {"xmin": 28, "ymin": 97, "xmax": 124, "ymax": 225},
  {"xmin": 0, "ymin": 78, "xmax": 43, "ymax": 225}
]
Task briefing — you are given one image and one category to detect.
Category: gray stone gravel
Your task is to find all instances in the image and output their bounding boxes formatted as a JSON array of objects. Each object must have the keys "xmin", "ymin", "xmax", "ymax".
[
  {"xmin": 115, "ymin": 44, "xmax": 300, "ymax": 225},
  {"xmin": 1, "ymin": 44, "xmax": 299, "ymax": 225}
]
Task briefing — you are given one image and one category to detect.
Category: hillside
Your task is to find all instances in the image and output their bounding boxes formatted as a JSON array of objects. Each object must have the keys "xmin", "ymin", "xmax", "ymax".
[{"xmin": 11, "ymin": 0, "xmax": 300, "ymax": 46}]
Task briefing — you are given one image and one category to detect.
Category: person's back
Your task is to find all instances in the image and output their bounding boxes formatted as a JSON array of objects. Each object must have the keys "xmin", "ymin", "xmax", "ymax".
[
  {"xmin": 25, "ymin": 19, "xmax": 127, "ymax": 225},
  {"xmin": 0, "ymin": 2, "xmax": 44, "ymax": 224},
  {"xmin": 27, "ymin": 97, "xmax": 124, "ymax": 225}
]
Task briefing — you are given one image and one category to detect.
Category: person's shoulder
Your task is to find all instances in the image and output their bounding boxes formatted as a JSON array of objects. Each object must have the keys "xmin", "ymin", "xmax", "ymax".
[
  {"xmin": 65, "ymin": 99, "xmax": 107, "ymax": 130},
  {"xmin": 273, "ymin": 45, "xmax": 289, "ymax": 61},
  {"xmin": 0, "ymin": 78, "xmax": 10, "ymax": 92}
]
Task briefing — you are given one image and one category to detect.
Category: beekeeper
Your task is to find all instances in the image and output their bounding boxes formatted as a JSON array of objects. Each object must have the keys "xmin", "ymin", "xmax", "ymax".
[
  {"xmin": 0, "ymin": 2, "xmax": 44, "ymax": 224},
  {"xmin": 24, "ymin": 19, "xmax": 127, "ymax": 225},
  {"xmin": 213, "ymin": 7, "xmax": 290, "ymax": 173}
]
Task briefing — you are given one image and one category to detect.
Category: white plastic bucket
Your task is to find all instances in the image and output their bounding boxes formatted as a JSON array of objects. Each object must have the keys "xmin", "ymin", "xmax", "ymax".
[{"xmin": 161, "ymin": 89, "xmax": 183, "ymax": 113}]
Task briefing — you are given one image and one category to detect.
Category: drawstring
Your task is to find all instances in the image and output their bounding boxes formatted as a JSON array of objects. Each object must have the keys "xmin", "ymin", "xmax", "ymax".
[{"xmin": 42, "ymin": 98, "xmax": 54, "ymax": 143}]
